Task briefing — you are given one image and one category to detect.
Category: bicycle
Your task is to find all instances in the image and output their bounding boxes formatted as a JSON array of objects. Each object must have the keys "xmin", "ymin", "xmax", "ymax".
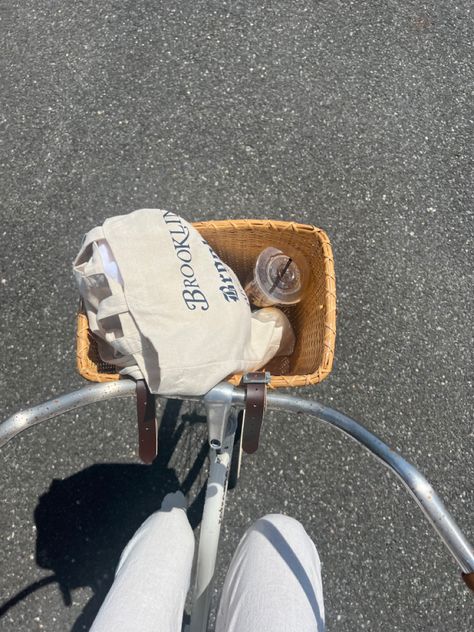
[{"xmin": 1, "ymin": 219, "xmax": 473, "ymax": 631}]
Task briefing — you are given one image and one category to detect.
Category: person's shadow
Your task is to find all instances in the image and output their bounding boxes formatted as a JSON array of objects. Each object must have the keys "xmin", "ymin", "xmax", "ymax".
[{"xmin": 0, "ymin": 399, "xmax": 209, "ymax": 631}]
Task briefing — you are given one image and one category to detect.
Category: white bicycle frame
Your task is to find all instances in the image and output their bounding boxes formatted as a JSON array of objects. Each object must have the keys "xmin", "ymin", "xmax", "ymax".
[{"xmin": 1, "ymin": 379, "xmax": 474, "ymax": 631}]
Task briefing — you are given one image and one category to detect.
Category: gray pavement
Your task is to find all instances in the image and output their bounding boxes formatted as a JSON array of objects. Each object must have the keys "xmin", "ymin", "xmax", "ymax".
[{"xmin": 1, "ymin": 1, "xmax": 473, "ymax": 630}]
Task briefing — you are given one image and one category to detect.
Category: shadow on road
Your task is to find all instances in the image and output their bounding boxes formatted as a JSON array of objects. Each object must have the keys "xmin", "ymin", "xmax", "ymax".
[{"xmin": 0, "ymin": 399, "xmax": 208, "ymax": 631}]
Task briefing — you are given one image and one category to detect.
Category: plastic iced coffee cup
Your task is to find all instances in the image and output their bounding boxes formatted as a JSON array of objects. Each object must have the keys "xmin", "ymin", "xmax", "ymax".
[{"xmin": 244, "ymin": 247, "xmax": 308, "ymax": 307}]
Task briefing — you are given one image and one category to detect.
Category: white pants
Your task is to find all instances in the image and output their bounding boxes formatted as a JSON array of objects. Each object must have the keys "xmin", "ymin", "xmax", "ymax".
[{"xmin": 90, "ymin": 505, "xmax": 325, "ymax": 632}]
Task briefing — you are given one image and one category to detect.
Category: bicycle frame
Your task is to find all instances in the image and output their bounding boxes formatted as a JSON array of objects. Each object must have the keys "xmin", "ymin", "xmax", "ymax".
[{"xmin": 1, "ymin": 380, "xmax": 473, "ymax": 631}]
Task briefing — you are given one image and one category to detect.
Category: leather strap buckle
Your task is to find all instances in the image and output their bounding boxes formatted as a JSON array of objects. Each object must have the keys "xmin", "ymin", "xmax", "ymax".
[
  {"xmin": 136, "ymin": 380, "xmax": 158, "ymax": 464},
  {"xmin": 241, "ymin": 371, "xmax": 270, "ymax": 454}
]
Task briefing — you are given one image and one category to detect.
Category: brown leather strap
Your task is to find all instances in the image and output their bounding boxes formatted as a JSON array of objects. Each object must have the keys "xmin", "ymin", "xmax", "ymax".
[
  {"xmin": 241, "ymin": 372, "xmax": 268, "ymax": 454},
  {"xmin": 136, "ymin": 380, "xmax": 158, "ymax": 464},
  {"xmin": 462, "ymin": 572, "xmax": 474, "ymax": 592}
]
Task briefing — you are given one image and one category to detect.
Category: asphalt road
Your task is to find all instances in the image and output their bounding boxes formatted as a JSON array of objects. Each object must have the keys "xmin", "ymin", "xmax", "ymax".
[{"xmin": 1, "ymin": 1, "xmax": 473, "ymax": 630}]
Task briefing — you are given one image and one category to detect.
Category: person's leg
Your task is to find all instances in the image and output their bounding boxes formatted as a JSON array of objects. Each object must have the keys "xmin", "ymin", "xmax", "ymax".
[
  {"xmin": 90, "ymin": 492, "xmax": 194, "ymax": 632},
  {"xmin": 216, "ymin": 514, "xmax": 325, "ymax": 632}
]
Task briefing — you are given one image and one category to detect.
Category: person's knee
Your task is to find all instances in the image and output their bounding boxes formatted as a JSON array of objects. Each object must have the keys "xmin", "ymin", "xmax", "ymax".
[
  {"xmin": 255, "ymin": 513, "xmax": 306, "ymax": 536},
  {"xmin": 132, "ymin": 506, "xmax": 194, "ymax": 553},
  {"xmin": 250, "ymin": 514, "xmax": 320, "ymax": 562}
]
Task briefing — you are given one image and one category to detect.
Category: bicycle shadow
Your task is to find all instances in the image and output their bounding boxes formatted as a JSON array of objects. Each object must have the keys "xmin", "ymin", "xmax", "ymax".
[{"xmin": 0, "ymin": 399, "xmax": 208, "ymax": 631}]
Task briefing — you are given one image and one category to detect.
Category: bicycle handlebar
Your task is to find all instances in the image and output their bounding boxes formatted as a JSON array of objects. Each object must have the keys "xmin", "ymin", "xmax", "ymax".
[{"xmin": 1, "ymin": 380, "xmax": 473, "ymax": 590}]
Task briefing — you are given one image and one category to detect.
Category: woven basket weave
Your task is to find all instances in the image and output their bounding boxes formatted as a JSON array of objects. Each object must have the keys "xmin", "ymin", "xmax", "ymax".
[{"xmin": 76, "ymin": 219, "xmax": 336, "ymax": 389}]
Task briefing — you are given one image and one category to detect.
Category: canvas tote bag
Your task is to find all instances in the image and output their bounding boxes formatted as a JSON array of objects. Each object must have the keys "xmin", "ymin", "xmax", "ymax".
[{"xmin": 73, "ymin": 209, "xmax": 293, "ymax": 396}]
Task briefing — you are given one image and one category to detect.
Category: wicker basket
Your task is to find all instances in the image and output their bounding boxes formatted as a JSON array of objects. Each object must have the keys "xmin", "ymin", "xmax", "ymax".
[{"xmin": 76, "ymin": 219, "xmax": 336, "ymax": 389}]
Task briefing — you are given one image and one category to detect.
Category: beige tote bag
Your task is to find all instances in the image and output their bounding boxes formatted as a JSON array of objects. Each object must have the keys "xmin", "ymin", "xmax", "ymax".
[{"xmin": 73, "ymin": 209, "xmax": 293, "ymax": 396}]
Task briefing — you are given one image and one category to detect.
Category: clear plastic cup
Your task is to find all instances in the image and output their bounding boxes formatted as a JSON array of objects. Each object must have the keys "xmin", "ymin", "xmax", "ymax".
[{"xmin": 244, "ymin": 247, "xmax": 308, "ymax": 307}]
